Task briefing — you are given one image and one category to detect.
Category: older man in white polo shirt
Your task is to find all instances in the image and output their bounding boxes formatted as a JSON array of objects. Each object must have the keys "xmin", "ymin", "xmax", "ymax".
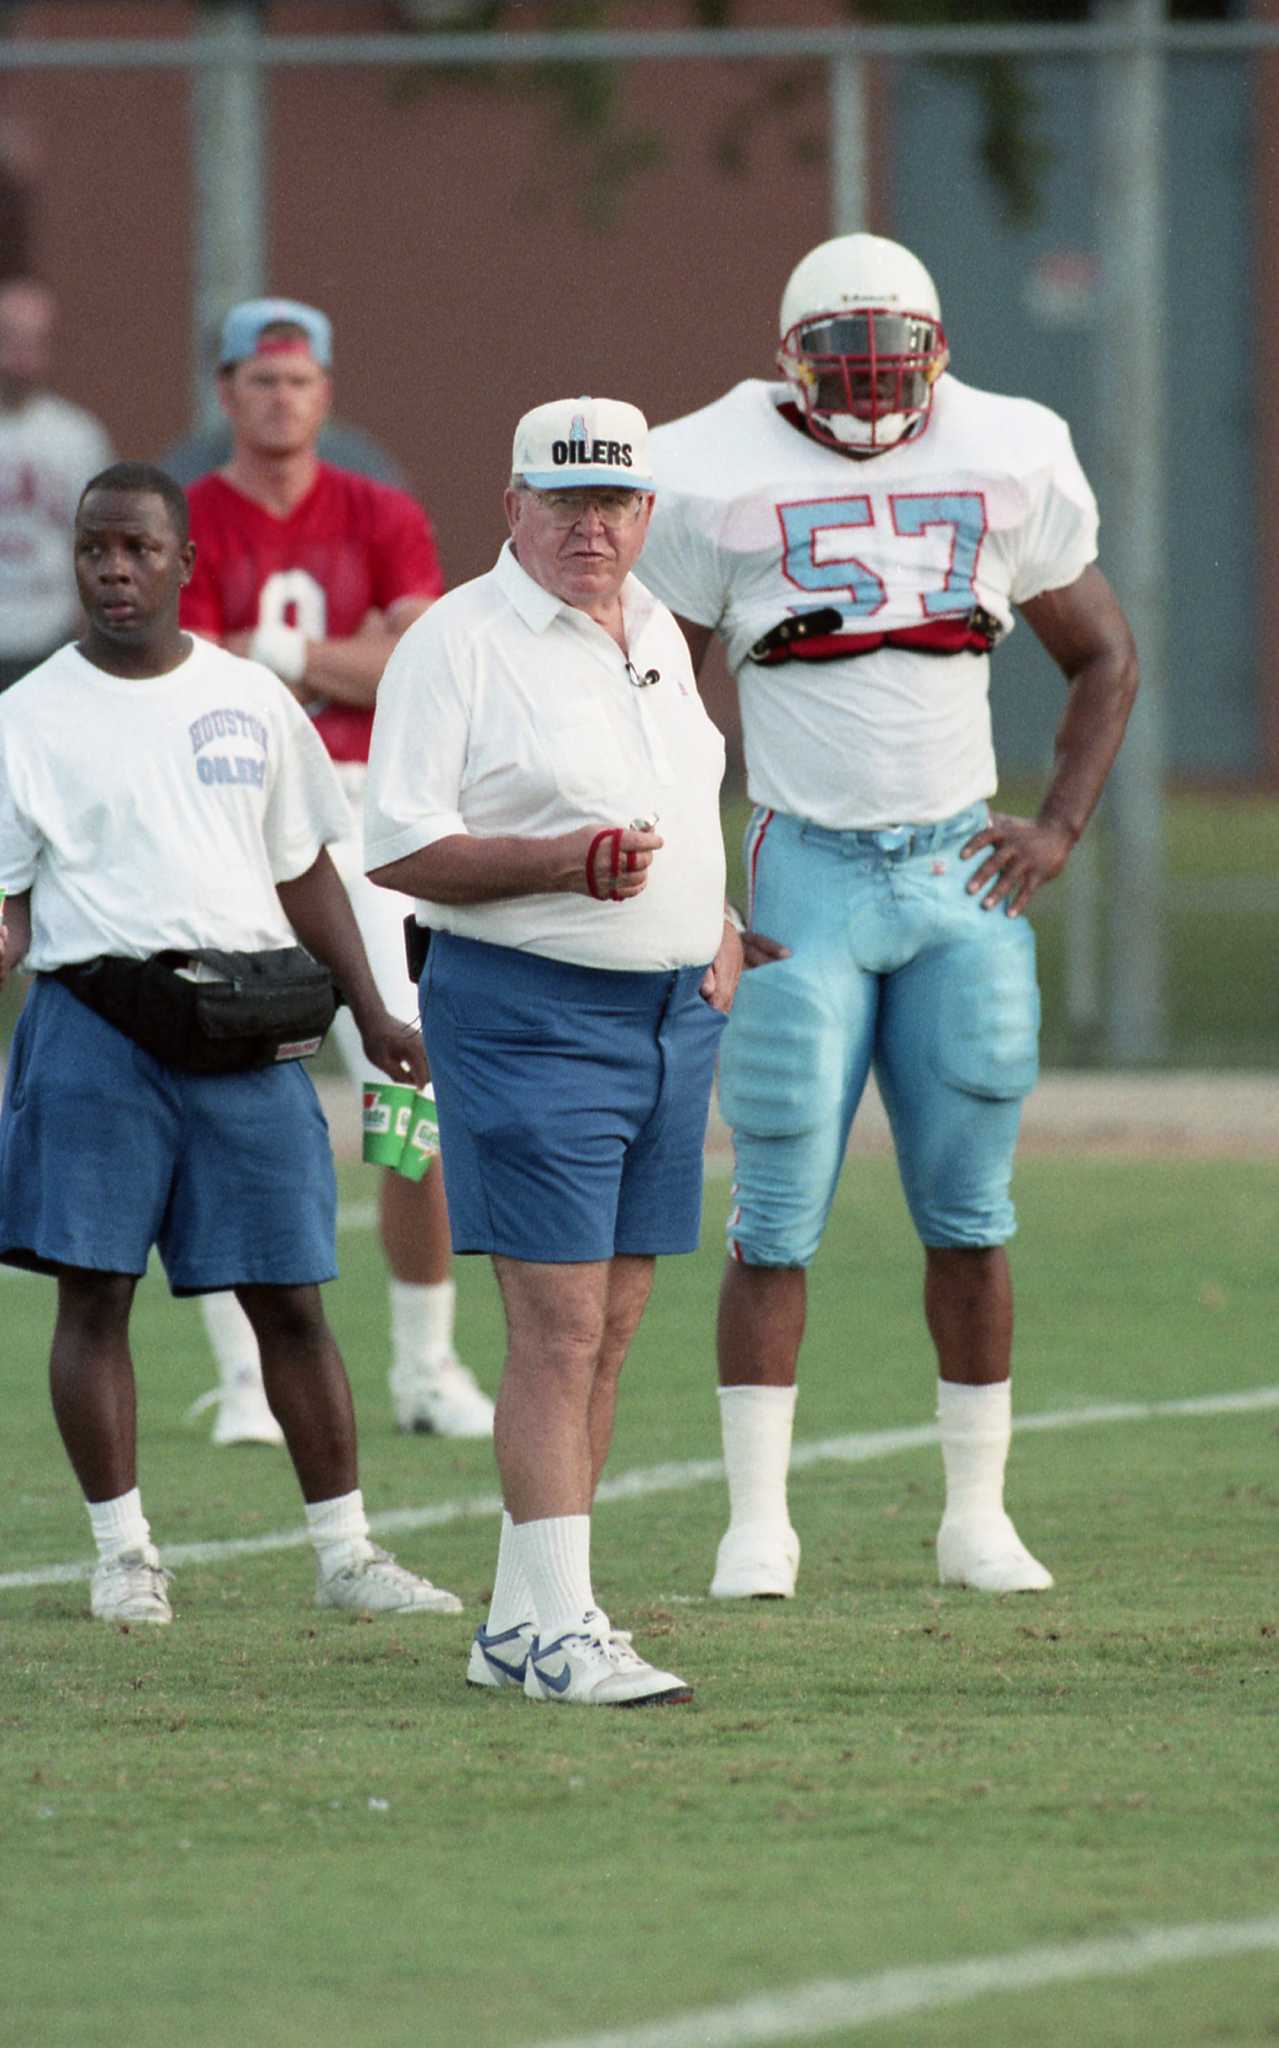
[{"xmin": 365, "ymin": 396, "xmax": 742, "ymax": 1707}]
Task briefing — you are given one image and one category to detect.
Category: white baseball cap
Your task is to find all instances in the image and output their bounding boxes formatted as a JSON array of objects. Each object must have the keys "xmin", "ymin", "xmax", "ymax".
[{"xmin": 511, "ymin": 395, "xmax": 654, "ymax": 491}]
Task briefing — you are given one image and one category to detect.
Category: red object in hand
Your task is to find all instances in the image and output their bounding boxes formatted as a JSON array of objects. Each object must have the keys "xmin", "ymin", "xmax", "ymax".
[{"xmin": 585, "ymin": 827, "xmax": 623, "ymax": 900}]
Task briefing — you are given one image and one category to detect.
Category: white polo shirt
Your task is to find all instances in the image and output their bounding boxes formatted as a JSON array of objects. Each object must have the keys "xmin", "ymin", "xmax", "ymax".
[{"xmin": 364, "ymin": 542, "xmax": 727, "ymax": 971}]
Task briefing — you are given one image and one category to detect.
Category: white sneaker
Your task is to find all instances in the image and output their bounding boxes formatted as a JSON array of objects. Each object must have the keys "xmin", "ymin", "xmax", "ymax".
[
  {"xmin": 187, "ymin": 1367, "xmax": 285, "ymax": 1448},
  {"xmin": 524, "ymin": 1612, "xmax": 693, "ymax": 1707},
  {"xmin": 710, "ymin": 1521, "xmax": 801, "ymax": 1599},
  {"xmin": 315, "ymin": 1539, "xmax": 464, "ymax": 1615},
  {"xmin": 466, "ymin": 1620, "xmax": 535, "ymax": 1691},
  {"xmin": 389, "ymin": 1354, "xmax": 494, "ymax": 1438},
  {"xmin": 90, "ymin": 1544, "xmax": 173, "ymax": 1626},
  {"xmin": 937, "ymin": 1512, "xmax": 1055, "ymax": 1592}
]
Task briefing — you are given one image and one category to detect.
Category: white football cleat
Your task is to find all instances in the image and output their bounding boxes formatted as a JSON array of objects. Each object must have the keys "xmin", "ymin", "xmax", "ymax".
[
  {"xmin": 389, "ymin": 1354, "xmax": 495, "ymax": 1438},
  {"xmin": 710, "ymin": 1521, "xmax": 801, "ymax": 1599},
  {"xmin": 524, "ymin": 1612, "xmax": 693, "ymax": 1707},
  {"xmin": 187, "ymin": 1367, "xmax": 285, "ymax": 1448},
  {"xmin": 315, "ymin": 1539, "xmax": 463, "ymax": 1615},
  {"xmin": 90, "ymin": 1544, "xmax": 174, "ymax": 1626},
  {"xmin": 936, "ymin": 1512, "xmax": 1054, "ymax": 1592}
]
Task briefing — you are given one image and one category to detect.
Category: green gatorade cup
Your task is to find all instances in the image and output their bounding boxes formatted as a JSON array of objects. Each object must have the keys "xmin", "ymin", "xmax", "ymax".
[
  {"xmin": 362, "ymin": 1080, "xmax": 415, "ymax": 1167},
  {"xmin": 396, "ymin": 1085, "xmax": 440, "ymax": 1183}
]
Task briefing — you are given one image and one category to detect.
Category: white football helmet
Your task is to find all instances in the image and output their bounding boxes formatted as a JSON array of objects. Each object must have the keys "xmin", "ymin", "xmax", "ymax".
[{"xmin": 777, "ymin": 232, "xmax": 949, "ymax": 454}]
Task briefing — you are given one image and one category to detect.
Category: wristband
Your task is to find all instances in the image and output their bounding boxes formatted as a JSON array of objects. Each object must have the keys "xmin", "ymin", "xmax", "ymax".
[
  {"xmin": 723, "ymin": 903, "xmax": 746, "ymax": 935},
  {"xmin": 248, "ymin": 623, "xmax": 308, "ymax": 685}
]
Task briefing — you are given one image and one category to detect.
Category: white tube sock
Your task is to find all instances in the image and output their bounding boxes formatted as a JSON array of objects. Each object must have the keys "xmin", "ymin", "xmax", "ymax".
[
  {"xmin": 199, "ymin": 1290, "xmax": 263, "ymax": 1392},
  {"xmin": 937, "ymin": 1378, "xmax": 1012, "ymax": 1522},
  {"xmin": 305, "ymin": 1489, "xmax": 371, "ymax": 1572},
  {"xmin": 513, "ymin": 1515, "xmax": 594, "ymax": 1642},
  {"xmin": 389, "ymin": 1278, "xmax": 456, "ymax": 1373},
  {"xmin": 718, "ymin": 1383, "xmax": 798, "ymax": 1531},
  {"xmin": 486, "ymin": 1510, "xmax": 538, "ymax": 1633},
  {"xmin": 86, "ymin": 1487, "xmax": 152, "ymax": 1561}
]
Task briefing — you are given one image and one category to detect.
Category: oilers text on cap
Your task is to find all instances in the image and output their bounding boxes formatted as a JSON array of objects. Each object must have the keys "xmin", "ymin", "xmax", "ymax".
[
  {"xmin": 219, "ymin": 298, "xmax": 333, "ymax": 369},
  {"xmin": 513, "ymin": 396, "xmax": 654, "ymax": 492}
]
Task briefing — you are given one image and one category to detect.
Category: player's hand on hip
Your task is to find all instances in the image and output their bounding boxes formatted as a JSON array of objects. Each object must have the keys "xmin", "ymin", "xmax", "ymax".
[
  {"xmin": 960, "ymin": 811, "xmax": 1075, "ymax": 917},
  {"xmin": 741, "ymin": 927, "xmax": 791, "ymax": 970},
  {"xmin": 700, "ymin": 921, "xmax": 745, "ymax": 1013},
  {"xmin": 568, "ymin": 822, "xmax": 664, "ymax": 902},
  {"xmin": 360, "ymin": 1011, "xmax": 430, "ymax": 1088}
]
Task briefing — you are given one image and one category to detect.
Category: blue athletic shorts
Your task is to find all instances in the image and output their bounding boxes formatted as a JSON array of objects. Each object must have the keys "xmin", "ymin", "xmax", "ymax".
[
  {"xmin": 420, "ymin": 933, "xmax": 726, "ymax": 1262},
  {"xmin": 0, "ymin": 976, "xmax": 338, "ymax": 1294},
  {"xmin": 721, "ymin": 803, "xmax": 1040, "ymax": 1264}
]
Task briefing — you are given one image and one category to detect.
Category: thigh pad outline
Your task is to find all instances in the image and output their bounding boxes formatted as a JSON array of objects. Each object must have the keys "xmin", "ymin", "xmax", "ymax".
[
  {"xmin": 718, "ymin": 961, "xmax": 845, "ymax": 1139},
  {"xmin": 929, "ymin": 915, "xmax": 1040, "ymax": 1102}
]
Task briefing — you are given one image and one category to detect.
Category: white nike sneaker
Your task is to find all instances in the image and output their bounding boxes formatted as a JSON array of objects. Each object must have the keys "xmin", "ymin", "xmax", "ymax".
[
  {"xmin": 389, "ymin": 1354, "xmax": 494, "ymax": 1438},
  {"xmin": 187, "ymin": 1367, "xmax": 285, "ymax": 1448},
  {"xmin": 710, "ymin": 1521, "xmax": 801, "ymax": 1599},
  {"xmin": 90, "ymin": 1544, "xmax": 174, "ymax": 1626},
  {"xmin": 466, "ymin": 1620, "xmax": 535, "ymax": 1691},
  {"xmin": 936, "ymin": 1512, "xmax": 1055, "ymax": 1592},
  {"xmin": 315, "ymin": 1539, "xmax": 463, "ymax": 1615},
  {"xmin": 524, "ymin": 1612, "xmax": 693, "ymax": 1707}
]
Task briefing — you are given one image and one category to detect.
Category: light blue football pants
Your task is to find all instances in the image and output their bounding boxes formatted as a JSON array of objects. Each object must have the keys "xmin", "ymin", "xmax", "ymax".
[{"xmin": 720, "ymin": 803, "xmax": 1040, "ymax": 1266}]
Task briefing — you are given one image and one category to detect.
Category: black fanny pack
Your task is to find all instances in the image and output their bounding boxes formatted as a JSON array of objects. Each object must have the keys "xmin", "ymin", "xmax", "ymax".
[{"xmin": 51, "ymin": 947, "xmax": 339, "ymax": 1075}]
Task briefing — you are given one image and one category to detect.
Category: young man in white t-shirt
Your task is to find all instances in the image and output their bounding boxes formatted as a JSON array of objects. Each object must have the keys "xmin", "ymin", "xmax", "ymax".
[
  {"xmin": 0, "ymin": 463, "xmax": 461, "ymax": 1627},
  {"xmin": 639, "ymin": 234, "xmax": 1139, "ymax": 1603}
]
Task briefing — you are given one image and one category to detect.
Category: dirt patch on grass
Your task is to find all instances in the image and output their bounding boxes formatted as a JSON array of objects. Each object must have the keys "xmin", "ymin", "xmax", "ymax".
[{"xmin": 837, "ymin": 1074, "xmax": 1279, "ymax": 1162}]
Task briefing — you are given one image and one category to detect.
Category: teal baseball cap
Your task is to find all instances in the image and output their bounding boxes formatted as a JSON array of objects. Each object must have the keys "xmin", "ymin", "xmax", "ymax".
[{"xmin": 218, "ymin": 297, "xmax": 332, "ymax": 369}]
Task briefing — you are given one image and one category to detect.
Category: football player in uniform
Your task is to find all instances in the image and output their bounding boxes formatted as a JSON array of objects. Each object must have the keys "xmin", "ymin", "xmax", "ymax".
[
  {"xmin": 639, "ymin": 233, "xmax": 1138, "ymax": 1600},
  {"xmin": 181, "ymin": 298, "xmax": 493, "ymax": 1446}
]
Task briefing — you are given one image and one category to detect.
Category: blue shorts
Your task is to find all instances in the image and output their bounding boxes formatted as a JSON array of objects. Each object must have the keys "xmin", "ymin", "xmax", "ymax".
[
  {"xmin": 420, "ymin": 933, "xmax": 726, "ymax": 1262},
  {"xmin": 0, "ymin": 977, "xmax": 338, "ymax": 1294},
  {"xmin": 721, "ymin": 804, "xmax": 1040, "ymax": 1264}
]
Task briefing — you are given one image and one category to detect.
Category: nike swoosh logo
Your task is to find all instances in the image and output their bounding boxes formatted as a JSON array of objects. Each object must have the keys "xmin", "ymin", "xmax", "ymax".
[
  {"xmin": 532, "ymin": 1660, "xmax": 573, "ymax": 1694},
  {"xmin": 483, "ymin": 1648, "xmax": 528, "ymax": 1681}
]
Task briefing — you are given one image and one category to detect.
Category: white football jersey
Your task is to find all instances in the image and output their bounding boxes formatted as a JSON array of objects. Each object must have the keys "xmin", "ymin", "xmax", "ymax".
[{"xmin": 641, "ymin": 376, "xmax": 1098, "ymax": 828}]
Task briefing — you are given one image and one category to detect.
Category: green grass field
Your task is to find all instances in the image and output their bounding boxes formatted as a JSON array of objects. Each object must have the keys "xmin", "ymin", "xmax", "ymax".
[{"xmin": 2, "ymin": 1151, "xmax": 1276, "ymax": 2047}]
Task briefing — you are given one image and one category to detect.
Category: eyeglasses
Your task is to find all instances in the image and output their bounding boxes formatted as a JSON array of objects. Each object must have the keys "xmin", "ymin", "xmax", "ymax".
[{"xmin": 526, "ymin": 488, "xmax": 647, "ymax": 529}]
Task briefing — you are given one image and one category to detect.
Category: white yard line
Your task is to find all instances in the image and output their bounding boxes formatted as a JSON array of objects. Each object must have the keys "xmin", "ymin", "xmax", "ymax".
[
  {"xmin": 520, "ymin": 1916, "xmax": 1279, "ymax": 2048},
  {"xmin": 1, "ymin": 1385, "xmax": 1274, "ymax": 1592}
]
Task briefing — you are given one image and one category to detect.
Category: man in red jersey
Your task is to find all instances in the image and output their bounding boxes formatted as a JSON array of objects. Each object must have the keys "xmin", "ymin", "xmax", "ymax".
[{"xmin": 182, "ymin": 297, "xmax": 493, "ymax": 1446}]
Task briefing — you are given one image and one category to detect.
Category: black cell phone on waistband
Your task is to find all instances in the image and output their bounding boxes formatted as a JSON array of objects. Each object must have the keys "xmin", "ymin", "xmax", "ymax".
[{"xmin": 403, "ymin": 915, "xmax": 431, "ymax": 983}]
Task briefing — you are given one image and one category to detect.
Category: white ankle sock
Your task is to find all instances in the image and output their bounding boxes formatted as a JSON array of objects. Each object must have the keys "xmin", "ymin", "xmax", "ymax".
[
  {"xmin": 389, "ymin": 1278, "xmax": 456, "ymax": 1374},
  {"xmin": 513, "ymin": 1515, "xmax": 594, "ymax": 1642},
  {"xmin": 305, "ymin": 1489, "xmax": 370, "ymax": 1571},
  {"xmin": 200, "ymin": 1291, "xmax": 263, "ymax": 1393},
  {"xmin": 486, "ymin": 1511, "xmax": 538, "ymax": 1633},
  {"xmin": 718, "ymin": 1383, "xmax": 798, "ymax": 1530},
  {"xmin": 937, "ymin": 1378, "xmax": 1012, "ymax": 1522},
  {"xmin": 87, "ymin": 1487, "xmax": 151, "ymax": 1561}
]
